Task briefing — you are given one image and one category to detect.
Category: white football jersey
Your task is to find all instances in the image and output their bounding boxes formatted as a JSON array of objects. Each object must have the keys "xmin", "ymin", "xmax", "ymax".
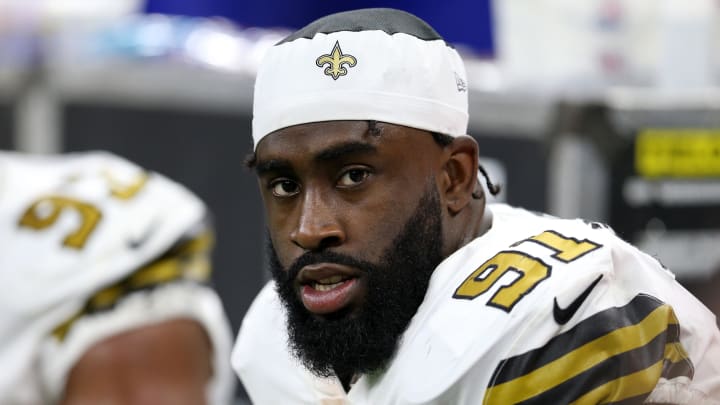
[
  {"xmin": 0, "ymin": 151, "xmax": 235, "ymax": 404},
  {"xmin": 233, "ymin": 203, "xmax": 720, "ymax": 404}
]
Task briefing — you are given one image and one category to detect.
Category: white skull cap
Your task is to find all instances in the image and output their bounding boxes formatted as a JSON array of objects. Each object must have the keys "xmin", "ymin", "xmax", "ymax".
[{"xmin": 251, "ymin": 8, "xmax": 469, "ymax": 150}]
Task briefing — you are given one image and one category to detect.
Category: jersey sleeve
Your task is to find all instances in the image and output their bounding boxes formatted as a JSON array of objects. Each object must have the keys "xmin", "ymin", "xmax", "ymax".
[
  {"xmin": 38, "ymin": 221, "xmax": 236, "ymax": 404},
  {"xmin": 14, "ymin": 153, "xmax": 239, "ymax": 405},
  {"xmin": 480, "ymin": 224, "xmax": 720, "ymax": 405}
]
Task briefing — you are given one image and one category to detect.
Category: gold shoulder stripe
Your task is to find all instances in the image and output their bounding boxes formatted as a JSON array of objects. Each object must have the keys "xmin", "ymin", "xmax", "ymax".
[
  {"xmin": 51, "ymin": 232, "xmax": 213, "ymax": 342},
  {"xmin": 128, "ymin": 258, "xmax": 183, "ymax": 288},
  {"xmin": 52, "ymin": 312, "xmax": 83, "ymax": 341},
  {"xmin": 484, "ymin": 305, "xmax": 671, "ymax": 403},
  {"xmin": 174, "ymin": 230, "xmax": 214, "ymax": 256},
  {"xmin": 88, "ymin": 285, "xmax": 124, "ymax": 309},
  {"xmin": 568, "ymin": 360, "xmax": 664, "ymax": 405},
  {"xmin": 488, "ymin": 294, "xmax": 665, "ymax": 386},
  {"xmin": 483, "ymin": 295, "xmax": 693, "ymax": 405},
  {"xmin": 661, "ymin": 341, "xmax": 694, "ymax": 381}
]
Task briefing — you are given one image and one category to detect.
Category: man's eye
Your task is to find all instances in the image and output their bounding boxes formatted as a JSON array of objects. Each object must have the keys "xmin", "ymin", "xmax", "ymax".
[
  {"xmin": 338, "ymin": 169, "xmax": 370, "ymax": 187},
  {"xmin": 270, "ymin": 180, "xmax": 300, "ymax": 197}
]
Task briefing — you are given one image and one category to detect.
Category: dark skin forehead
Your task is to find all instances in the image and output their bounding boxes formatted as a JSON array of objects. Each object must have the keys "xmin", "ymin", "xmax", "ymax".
[{"xmin": 254, "ymin": 121, "xmax": 445, "ymax": 175}]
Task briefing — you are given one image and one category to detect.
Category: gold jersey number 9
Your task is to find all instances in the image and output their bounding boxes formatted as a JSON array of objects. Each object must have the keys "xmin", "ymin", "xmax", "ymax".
[
  {"xmin": 18, "ymin": 172, "xmax": 148, "ymax": 250},
  {"xmin": 454, "ymin": 230, "xmax": 602, "ymax": 311}
]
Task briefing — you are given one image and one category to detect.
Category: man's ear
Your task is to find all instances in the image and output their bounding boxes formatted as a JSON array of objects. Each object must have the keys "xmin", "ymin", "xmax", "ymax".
[{"xmin": 441, "ymin": 135, "xmax": 479, "ymax": 215}]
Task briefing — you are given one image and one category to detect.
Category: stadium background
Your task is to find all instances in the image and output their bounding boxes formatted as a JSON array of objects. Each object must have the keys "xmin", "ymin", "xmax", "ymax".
[{"xmin": 2, "ymin": 0, "xmax": 719, "ymax": 402}]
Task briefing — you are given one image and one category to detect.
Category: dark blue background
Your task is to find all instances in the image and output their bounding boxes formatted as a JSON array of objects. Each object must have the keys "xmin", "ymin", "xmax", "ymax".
[{"xmin": 144, "ymin": 0, "xmax": 495, "ymax": 56}]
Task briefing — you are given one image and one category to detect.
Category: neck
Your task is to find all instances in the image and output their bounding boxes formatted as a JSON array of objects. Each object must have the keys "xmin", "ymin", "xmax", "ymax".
[
  {"xmin": 465, "ymin": 198, "xmax": 492, "ymax": 243},
  {"xmin": 445, "ymin": 197, "xmax": 490, "ymax": 257}
]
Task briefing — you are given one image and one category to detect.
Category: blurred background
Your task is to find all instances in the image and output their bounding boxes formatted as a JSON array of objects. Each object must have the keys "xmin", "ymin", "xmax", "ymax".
[{"xmin": 2, "ymin": 0, "xmax": 719, "ymax": 401}]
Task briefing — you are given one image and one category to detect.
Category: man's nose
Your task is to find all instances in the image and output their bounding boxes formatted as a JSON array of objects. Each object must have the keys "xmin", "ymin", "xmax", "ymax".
[{"xmin": 290, "ymin": 189, "xmax": 345, "ymax": 251}]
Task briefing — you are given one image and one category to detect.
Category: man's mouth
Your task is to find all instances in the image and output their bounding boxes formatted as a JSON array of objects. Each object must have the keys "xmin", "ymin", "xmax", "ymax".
[
  {"xmin": 311, "ymin": 275, "xmax": 347, "ymax": 291},
  {"xmin": 297, "ymin": 264, "xmax": 364, "ymax": 315}
]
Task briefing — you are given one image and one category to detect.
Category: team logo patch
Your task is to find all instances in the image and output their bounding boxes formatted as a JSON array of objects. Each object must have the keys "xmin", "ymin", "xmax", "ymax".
[{"xmin": 316, "ymin": 41, "xmax": 357, "ymax": 80}]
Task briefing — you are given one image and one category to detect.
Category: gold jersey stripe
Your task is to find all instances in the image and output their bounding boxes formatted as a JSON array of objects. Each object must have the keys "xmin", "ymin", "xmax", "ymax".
[
  {"xmin": 568, "ymin": 360, "xmax": 664, "ymax": 405},
  {"xmin": 488, "ymin": 294, "xmax": 667, "ymax": 386},
  {"xmin": 50, "ymin": 232, "xmax": 213, "ymax": 342},
  {"xmin": 128, "ymin": 258, "xmax": 183, "ymax": 288},
  {"xmin": 664, "ymin": 341, "xmax": 690, "ymax": 365},
  {"xmin": 175, "ymin": 231, "xmax": 214, "ymax": 256},
  {"xmin": 88, "ymin": 285, "xmax": 124, "ymax": 309},
  {"xmin": 484, "ymin": 305, "xmax": 675, "ymax": 404},
  {"xmin": 662, "ymin": 342, "xmax": 694, "ymax": 382},
  {"xmin": 184, "ymin": 256, "xmax": 213, "ymax": 281},
  {"xmin": 52, "ymin": 312, "xmax": 83, "ymax": 341}
]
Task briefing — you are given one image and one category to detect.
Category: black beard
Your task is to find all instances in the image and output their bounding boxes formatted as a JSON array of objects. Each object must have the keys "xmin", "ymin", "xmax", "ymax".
[{"xmin": 269, "ymin": 186, "xmax": 444, "ymax": 379}]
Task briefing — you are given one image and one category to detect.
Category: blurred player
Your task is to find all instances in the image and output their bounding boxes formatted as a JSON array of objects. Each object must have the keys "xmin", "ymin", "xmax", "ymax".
[
  {"xmin": 0, "ymin": 150, "xmax": 235, "ymax": 404},
  {"xmin": 233, "ymin": 8, "xmax": 720, "ymax": 404}
]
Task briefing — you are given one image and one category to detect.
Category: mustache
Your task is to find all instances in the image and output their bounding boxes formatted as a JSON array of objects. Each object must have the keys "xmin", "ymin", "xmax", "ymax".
[{"xmin": 283, "ymin": 250, "xmax": 378, "ymax": 282}]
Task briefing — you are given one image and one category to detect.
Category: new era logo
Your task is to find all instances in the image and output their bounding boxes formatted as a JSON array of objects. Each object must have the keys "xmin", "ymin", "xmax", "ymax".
[{"xmin": 455, "ymin": 72, "xmax": 467, "ymax": 92}]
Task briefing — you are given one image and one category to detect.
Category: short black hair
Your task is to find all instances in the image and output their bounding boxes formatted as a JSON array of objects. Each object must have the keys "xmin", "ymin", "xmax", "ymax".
[
  {"xmin": 277, "ymin": 8, "xmax": 446, "ymax": 45},
  {"xmin": 430, "ymin": 132, "xmax": 454, "ymax": 147}
]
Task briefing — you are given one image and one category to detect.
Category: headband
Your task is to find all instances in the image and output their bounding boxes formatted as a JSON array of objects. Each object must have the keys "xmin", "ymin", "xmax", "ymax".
[{"xmin": 252, "ymin": 8, "xmax": 469, "ymax": 150}]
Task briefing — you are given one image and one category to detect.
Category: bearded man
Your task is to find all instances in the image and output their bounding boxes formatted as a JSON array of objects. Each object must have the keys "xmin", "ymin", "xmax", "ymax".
[{"xmin": 232, "ymin": 8, "xmax": 720, "ymax": 404}]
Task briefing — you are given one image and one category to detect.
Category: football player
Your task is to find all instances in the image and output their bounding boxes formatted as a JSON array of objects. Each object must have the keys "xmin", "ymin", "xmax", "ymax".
[
  {"xmin": 232, "ymin": 8, "xmax": 720, "ymax": 405},
  {"xmin": 0, "ymin": 150, "xmax": 235, "ymax": 404}
]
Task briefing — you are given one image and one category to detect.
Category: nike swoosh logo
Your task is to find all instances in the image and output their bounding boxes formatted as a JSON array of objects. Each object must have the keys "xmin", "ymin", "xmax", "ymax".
[
  {"xmin": 553, "ymin": 275, "xmax": 603, "ymax": 325},
  {"xmin": 127, "ymin": 221, "xmax": 157, "ymax": 250}
]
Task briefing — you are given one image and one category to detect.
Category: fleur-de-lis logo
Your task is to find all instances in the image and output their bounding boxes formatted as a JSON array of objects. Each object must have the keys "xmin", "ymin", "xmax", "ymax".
[{"xmin": 315, "ymin": 41, "xmax": 357, "ymax": 80}]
